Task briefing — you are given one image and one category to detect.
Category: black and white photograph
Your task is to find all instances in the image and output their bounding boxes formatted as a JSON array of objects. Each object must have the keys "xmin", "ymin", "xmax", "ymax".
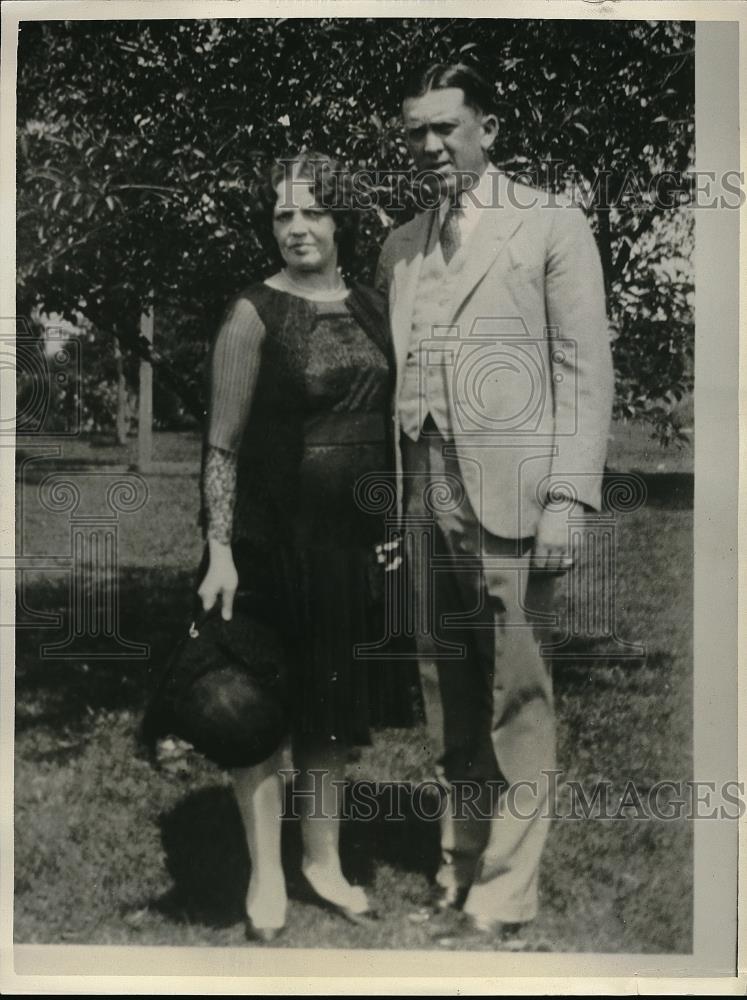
[{"xmin": 1, "ymin": 1, "xmax": 742, "ymax": 991}]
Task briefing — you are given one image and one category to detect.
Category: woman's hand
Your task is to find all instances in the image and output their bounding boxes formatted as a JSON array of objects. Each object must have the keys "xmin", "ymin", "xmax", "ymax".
[{"xmin": 198, "ymin": 540, "xmax": 238, "ymax": 620}]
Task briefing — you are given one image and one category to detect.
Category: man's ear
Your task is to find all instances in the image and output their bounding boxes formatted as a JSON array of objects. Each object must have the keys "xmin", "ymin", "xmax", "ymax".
[{"xmin": 480, "ymin": 113, "xmax": 499, "ymax": 150}]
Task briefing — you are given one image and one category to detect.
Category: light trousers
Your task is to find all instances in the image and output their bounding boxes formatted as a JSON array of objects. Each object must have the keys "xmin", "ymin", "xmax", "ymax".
[{"xmin": 401, "ymin": 425, "xmax": 557, "ymax": 924}]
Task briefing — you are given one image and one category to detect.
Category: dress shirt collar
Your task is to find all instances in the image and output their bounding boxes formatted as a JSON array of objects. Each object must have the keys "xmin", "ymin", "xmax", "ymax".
[{"xmin": 437, "ymin": 162, "xmax": 499, "ymax": 241}]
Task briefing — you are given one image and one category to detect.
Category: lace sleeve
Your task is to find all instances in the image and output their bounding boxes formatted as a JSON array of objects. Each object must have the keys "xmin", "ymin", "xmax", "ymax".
[{"xmin": 203, "ymin": 445, "xmax": 237, "ymax": 544}]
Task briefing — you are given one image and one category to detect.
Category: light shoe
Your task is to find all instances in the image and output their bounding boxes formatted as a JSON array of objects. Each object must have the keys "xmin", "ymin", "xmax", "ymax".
[
  {"xmin": 245, "ymin": 916, "xmax": 285, "ymax": 944},
  {"xmin": 301, "ymin": 862, "xmax": 379, "ymax": 927}
]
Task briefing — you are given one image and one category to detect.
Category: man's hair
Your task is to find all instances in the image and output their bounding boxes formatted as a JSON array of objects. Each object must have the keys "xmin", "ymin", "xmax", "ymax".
[{"xmin": 402, "ymin": 63, "xmax": 495, "ymax": 115}]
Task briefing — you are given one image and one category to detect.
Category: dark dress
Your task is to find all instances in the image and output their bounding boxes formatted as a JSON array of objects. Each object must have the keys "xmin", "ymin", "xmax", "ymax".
[{"xmin": 204, "ymin": 282, "xmax": 414, "ymax": 745}]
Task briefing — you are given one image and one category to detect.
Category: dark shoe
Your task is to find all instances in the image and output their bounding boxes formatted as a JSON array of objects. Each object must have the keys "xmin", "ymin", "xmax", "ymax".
[
  {"xmin": 429, "ymin": 880, "xmax": 470, "ymax": 912},
  {"xmin": 245, "ymin": 917, "xmax": 285, "ymax": 944},
  {"xmin": 427, "ymin": 910, "xmax": 527, "ymax": 946},
  {"xmin": 306, "ymin": 888, "xmax": 380, "ymax": 928},
  {"xmin": 408, "ymin": 880, "xmax": 469, "ymax": 924},
  {"xmin": 323, "ymin": 900, "xmax": 380, "ymax": 928}
]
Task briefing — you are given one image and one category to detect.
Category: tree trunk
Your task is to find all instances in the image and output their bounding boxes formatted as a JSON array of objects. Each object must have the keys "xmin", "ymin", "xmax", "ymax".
[
  {"xmin": 595, "ymin": 207, "xmax": 613, "ymax": 303},
  {"xmin": 138, "ymin": 308, "xmax": 154, "ymax": 473},
  {"xmin": 113, "ymin": 336, "xmax": 130, "ymax": 446},
  {"xmin": 108, "ymin": 314, "xmax": 205, "ymax": 424}
]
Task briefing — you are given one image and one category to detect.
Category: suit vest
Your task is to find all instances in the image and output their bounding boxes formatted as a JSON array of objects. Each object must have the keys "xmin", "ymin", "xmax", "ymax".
[{"xmin": 398, "ymin": 215, "xmax": 468, "ymax": 441}]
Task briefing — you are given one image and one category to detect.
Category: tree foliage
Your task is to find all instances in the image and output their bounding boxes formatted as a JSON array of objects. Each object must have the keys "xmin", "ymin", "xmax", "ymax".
[{"xmin": 16, "ymin": 16, "xmax": 694, "ymax": 440}]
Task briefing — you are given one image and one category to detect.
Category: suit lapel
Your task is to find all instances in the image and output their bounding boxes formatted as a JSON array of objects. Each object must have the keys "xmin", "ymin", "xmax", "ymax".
[
  {"xmin": 389, "ymin": 172, "xmax": 526, "ymax": 364},
  {"xmin": 447, "ymin": 172, "xmax": 525, "ymax": 321},
  {"xmin": 390, "ymin": 210, "xmax": 435, "ymax": 370}
]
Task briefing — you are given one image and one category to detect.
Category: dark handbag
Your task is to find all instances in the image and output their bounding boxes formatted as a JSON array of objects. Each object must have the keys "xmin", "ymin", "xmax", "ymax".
[{"xmin": 140, "ymin": 604, "xmax": 290, "ymax": 770}]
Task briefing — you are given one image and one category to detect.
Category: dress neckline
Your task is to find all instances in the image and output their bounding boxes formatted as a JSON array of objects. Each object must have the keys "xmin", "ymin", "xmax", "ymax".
[{"xmin": 263, "ymin": 273, "xmax": 351, "ymax": 304}]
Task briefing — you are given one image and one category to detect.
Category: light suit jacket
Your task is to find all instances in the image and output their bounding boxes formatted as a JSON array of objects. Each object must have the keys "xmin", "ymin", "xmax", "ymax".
[{"xmin": 375, "ymin": 169, "xmax": 615, "ymax": 539}]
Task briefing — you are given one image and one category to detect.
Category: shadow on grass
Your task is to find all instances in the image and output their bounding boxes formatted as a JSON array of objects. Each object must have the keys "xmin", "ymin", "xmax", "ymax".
[
  {"xmin": 603, "ymin": 468, "xmax": 693, "ymax": 511},
  {"xmin": 16, "ymin": 566, "xmax": 672, "ymax": 739},
  {"xmin": 15, "ymin": 567, "xmax": 197, "ymax": 736},
  {"xmin": 150, "ymin": 782, "xmax": 441, "ymax": 929},
  {"xmin": 153, "ymin": 786, "xmax": 249, "ymax": 928},
  {"xmin": 552, "ymin": 650, "xmax": 675, "ymax": 694}
]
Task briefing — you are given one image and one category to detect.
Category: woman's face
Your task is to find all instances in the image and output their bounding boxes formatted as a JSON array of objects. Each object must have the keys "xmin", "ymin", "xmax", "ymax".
[{"xmin": 272, "ymin": 179, "xmax": 338, "ymax": 276}]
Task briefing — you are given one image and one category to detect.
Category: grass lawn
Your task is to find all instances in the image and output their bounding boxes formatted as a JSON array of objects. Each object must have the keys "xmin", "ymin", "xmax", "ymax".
[{"xmin": 13, "ymin": 421, "xmax": 693, "ymax": 953}]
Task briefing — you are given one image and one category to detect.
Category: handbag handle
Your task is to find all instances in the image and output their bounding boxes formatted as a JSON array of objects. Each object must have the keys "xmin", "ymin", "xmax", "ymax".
[{"xmin": 187, "ymin": 603, "xmax": 222, "ymax": 638}]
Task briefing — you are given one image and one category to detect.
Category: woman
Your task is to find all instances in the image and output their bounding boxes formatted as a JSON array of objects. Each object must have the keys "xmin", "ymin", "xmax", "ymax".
[{"xmin": 198, "ymin": 152, "xmax": 404, "ymax": 942}]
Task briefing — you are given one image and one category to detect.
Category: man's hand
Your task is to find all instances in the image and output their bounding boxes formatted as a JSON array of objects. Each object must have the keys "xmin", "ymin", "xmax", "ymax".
[{"xmin": 532, "ymin": 500, "xmax": 585, "ymax": 572}]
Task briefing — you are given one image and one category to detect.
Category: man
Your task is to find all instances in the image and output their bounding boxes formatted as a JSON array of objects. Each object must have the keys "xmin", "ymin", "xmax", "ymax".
[{"xmin": 375, "ymin": 63, "xmax": 614, "ymax": 939}]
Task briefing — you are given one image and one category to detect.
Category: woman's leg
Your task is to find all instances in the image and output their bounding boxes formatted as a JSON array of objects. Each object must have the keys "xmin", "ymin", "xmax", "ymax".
[
  {"xmin": 294, "ymin": 735, "xmax": 370, "ymax": 914},
  {"xmin": 232, "ymin": 748, "xmax": 287, "ymax": 929}
]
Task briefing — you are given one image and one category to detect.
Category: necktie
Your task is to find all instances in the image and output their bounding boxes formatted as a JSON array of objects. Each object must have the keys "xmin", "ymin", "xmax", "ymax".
[{"xmin": 439, "ymin": 204, "xmax": 463, "ymax": 264}]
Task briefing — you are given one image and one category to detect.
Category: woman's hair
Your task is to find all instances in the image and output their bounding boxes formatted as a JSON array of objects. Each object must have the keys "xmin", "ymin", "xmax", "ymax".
[{"xmin": 264, "ymin": 151, "xmax": 358, "ymax": 274}]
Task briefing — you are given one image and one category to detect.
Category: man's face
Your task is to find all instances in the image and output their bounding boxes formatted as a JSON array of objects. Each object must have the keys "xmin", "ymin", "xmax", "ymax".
[{"xmin": 402, "ymin": 87, "xmax": 497, "ymax": 197}]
